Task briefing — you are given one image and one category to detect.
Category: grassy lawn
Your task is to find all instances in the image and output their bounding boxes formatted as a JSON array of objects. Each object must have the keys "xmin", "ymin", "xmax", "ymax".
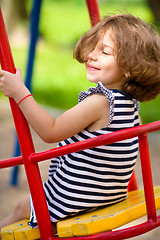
[{"xmin": 1, "ymin": 0, "xmax": 160, "ymax": 124}]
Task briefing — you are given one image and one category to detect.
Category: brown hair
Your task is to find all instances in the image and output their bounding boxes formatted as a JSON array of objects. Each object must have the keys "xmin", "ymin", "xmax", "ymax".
[{"xmin": 74, "ymin": 14, "xmax": 160, "ymax": 102}]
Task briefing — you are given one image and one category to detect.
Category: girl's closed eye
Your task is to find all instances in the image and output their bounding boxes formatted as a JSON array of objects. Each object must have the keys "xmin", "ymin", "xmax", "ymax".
[
  {"xmin": 102, "ymin": 51, "xmax": 110, "ymax": 55},
  {"xmin": 102, "ymin": 46, "xmax": 113, "ymax": 56}
]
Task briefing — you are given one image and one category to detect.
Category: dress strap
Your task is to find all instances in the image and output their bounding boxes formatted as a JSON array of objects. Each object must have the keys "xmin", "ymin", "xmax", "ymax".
[
  {"xmin": 79, "ymin": 82, "xmax": 115, "ymax": 127},
  {"xmin": 79, "ymin": 82, "xmax": 114, "ymax": 103}
]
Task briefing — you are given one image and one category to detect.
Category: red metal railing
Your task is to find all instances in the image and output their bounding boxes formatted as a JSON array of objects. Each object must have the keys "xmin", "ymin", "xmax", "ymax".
[
  {"xmin": 0, "ymin": 7, "xmax": 54, "ymax": 240},
  {"xmin": 139, "ymin": 133, "xmax": 157, "ymax": 221},
  {"xmin": 0, "ymin": 1, "xmax": 160, "ymax": 240}
]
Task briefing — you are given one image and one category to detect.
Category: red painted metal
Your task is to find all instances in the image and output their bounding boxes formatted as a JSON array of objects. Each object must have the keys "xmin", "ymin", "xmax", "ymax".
[
  {"xmin": 30, "ymin": 121, "xmax": 160, "ymax": 164},
  {"xmin": 50, "ymin": 218, "xmax": 160, "ymax": 240},
  {"xmin": 139, "ymin": 134, "xmax": 157, "ymax": 221},
  {"xmin": 0, "ymin": 8, "xmax": 54, "ymax": 240},
  {"xmin": 27, "ymin": 123, "xmax": 160, "ymax": 240},
  {"xmin": 85, "ymin": 0, "xmax": 101, "ymax": 26},
  {"xmin": 127, "ymin": 170, "xmax": 138, "ymax": 192},
  {"xmin": 0, "ymin": 156, "xmax": 23, "ymax": 169}
]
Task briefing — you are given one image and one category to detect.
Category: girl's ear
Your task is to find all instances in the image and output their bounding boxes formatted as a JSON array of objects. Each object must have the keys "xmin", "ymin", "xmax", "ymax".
[{"xmin": 124, "ymin": 72, "xmax": 131, "ymax": 78}]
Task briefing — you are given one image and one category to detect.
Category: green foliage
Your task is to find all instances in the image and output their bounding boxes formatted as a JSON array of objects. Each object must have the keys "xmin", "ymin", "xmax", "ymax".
[
  {"xmin": 4, "ymin": 0, "xmax": 160, "ymax": 123},
  {"xmin": 140, "ymin": 95, "xmax": 160, "ymax": 124}
]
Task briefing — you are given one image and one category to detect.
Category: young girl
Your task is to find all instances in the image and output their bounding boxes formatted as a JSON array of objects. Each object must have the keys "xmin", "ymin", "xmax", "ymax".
[{"xmin": 0, "ymin": 13, "xmax": 160, "ymax": 235}]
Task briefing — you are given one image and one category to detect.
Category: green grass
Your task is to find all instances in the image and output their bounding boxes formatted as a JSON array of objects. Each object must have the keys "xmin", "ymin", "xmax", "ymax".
[{"xmin": 1, "ymin": 0, "xmax": 160, "ymax": 123}]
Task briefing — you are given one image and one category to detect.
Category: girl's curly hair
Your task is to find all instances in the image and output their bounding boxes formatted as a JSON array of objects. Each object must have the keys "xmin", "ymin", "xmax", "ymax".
[{"xmin": 74, "ymin": 14, "xmax": 160, "ymax": 102}]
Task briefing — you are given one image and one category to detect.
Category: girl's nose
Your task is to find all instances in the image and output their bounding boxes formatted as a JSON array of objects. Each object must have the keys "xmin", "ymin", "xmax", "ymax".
[{"xmin": 87, "ymin": 48, "xmax": 98, "ymax": 61}]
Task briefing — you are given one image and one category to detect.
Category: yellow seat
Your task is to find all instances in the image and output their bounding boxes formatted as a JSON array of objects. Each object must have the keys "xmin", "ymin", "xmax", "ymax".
[
  {"xmin": 57, "ymin": 186, "xmax": 160, "ymax": 237},
  {"xmin": 1, "ymin": 219, "xmax": 40, "ymax": 240},
  {"xmin": 1, "ymin": 186, "xmax": 160, "ymax": 239}
]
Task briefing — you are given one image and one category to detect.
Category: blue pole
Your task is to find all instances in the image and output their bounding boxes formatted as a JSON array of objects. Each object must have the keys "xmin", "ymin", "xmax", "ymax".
[
  {"xmin": 10, "ymin": 0, "xmax": 42, "ymax": 185},
  {"xmin": 25, "ymin": 0, "xmax": 42, "ymax": 91}
]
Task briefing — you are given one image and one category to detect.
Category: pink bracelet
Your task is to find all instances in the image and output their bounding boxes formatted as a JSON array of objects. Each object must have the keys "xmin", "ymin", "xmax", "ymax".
[{"xmin": 17, "ymin": 94, "xmax": 33, "ymax": 105}]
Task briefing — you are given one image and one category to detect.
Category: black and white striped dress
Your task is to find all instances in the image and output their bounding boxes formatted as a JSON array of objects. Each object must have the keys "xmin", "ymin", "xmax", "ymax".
[{"xmin": 28, "ymin": 82, "xmax": 139, "ymax": 227}]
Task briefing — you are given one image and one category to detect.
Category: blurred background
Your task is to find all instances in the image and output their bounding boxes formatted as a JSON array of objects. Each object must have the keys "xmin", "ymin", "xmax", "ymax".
[
  {"xmin": 0, "ymin": 1, "xmax": 160, "ymax": 239},
  {"xmin": 0, "ymin": 0, "xmax": 160, "ymax": 123}
]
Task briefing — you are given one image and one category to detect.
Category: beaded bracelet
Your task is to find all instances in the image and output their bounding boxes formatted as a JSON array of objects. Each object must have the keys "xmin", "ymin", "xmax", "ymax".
[{"xmin": 17, "ymin": 94, "xmax": 33, "ymax": 105}]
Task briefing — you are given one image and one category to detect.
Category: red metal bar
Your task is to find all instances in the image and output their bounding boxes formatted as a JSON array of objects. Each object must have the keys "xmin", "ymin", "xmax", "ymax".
[
  {"xmin": 139, "ymin": 134, "xmax": 157, "ymax": 221},
  {"xmin": 49, "ymin": 217, "xmax": 160, "ymax": 240},
  {"xmin": 127, "ymin": 170, "xmax": 138, "ymax": 192},
  {"xmin": 0, "ymin": 8, "xmax": 54, "ymax": 240},
  {"xmin": 30, "ymin": 121, "xmax": 160, "ymax": 164},
  {"xmin": 85, "ymin": 0, "xmax": 101, "ymax": 26},
  {"xmin": 0, "ymin": 156, "xmax": 23, "ymax": 169}
]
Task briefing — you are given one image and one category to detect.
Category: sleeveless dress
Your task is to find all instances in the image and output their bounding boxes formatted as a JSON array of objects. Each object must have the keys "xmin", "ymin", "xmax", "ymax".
[{"xmin": 28, "ymin": 82, "xmax": 139, "ymax": 227}]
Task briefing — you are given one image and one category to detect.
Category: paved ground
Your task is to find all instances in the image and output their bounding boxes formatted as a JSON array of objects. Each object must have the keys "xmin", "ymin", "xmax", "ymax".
[{"xmin": 0, "ymin": 99, "xmax": 160, "ymax": 239}]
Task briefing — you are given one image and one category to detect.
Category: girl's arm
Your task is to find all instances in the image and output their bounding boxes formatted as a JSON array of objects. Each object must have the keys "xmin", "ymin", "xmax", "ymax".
[{"xmin": 0, "ymin": 69, "xmax": 109, "ymax": 143}]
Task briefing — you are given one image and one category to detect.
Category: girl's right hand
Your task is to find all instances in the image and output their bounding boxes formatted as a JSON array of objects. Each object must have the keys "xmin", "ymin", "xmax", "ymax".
[{"xmin": 0, "ymin": 68, "xmax": 30, "ymax": 103}]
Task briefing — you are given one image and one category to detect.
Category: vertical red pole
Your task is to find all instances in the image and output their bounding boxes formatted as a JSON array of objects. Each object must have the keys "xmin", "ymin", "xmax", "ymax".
[
  {"xmin": 85, "ymin": 0, "xmax": 139, "ymax": 192},
  {"xmin": 85, "ymin": 0, "xmax": 101, "ymax": 26},
  {"xmin": 139, "ymin": 134, "xmax": 157, "ymax": 221},
  {"xmin": 127, "ymin": 170, "xmax": 138, "ymax": 192},
  {"xmin": 0, "ymin": 8, "xmax": 54, "ymax": 240}
]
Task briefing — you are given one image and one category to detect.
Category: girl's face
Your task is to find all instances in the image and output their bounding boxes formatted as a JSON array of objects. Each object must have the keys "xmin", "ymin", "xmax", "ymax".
[{"xmin": 85, "ymin": 29, "xmax": 125, "ymax": 90}]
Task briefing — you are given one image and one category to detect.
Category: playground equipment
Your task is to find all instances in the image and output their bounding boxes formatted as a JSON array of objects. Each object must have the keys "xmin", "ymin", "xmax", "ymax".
[
  {"xmin": 0, "ymin": 0, "xmax": 160, "ymax": 239},
  {"xmin": 11, "ymin": 0, "xmax": 42, "ymax": 186}
]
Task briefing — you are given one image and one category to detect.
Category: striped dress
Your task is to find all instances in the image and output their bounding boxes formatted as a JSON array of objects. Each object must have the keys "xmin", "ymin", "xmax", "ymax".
[{"xmin": 28, "ymin": 82, "xmax": 139, "ymax": 227}]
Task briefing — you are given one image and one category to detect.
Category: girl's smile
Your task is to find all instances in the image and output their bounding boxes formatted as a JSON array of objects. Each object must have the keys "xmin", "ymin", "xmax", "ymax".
[{"xmin": 86, "ymin": 64, "xmax": 100, "ymax": 71}]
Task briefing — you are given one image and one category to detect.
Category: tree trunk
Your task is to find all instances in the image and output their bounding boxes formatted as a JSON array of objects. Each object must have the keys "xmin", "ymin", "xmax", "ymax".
[
  {"xmin": 0, "ymin": 0, "xmax": 28, "ymax": 34},
  {"xmin": 147, "ymin": 0, "xmax": 160, "ymax": 24}
]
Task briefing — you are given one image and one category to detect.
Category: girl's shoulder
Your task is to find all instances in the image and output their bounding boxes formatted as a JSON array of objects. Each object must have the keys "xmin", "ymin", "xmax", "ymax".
[
  {"xmin": 79, "ymin": 82, "xmax": 114, "ymax": 103},
  {"xmin": 79, "ymin": 82, "xmax": 134, "ymax": 103}
]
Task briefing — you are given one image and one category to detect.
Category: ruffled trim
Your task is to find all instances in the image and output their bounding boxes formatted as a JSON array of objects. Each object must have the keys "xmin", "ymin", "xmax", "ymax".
[
  {"xmin": 134, "ymin": 99, "xmax": 140, "ymax": 113},
  {"xmin": 79, "ymin": 82, "xmax": 115, "ymax": 127}
]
